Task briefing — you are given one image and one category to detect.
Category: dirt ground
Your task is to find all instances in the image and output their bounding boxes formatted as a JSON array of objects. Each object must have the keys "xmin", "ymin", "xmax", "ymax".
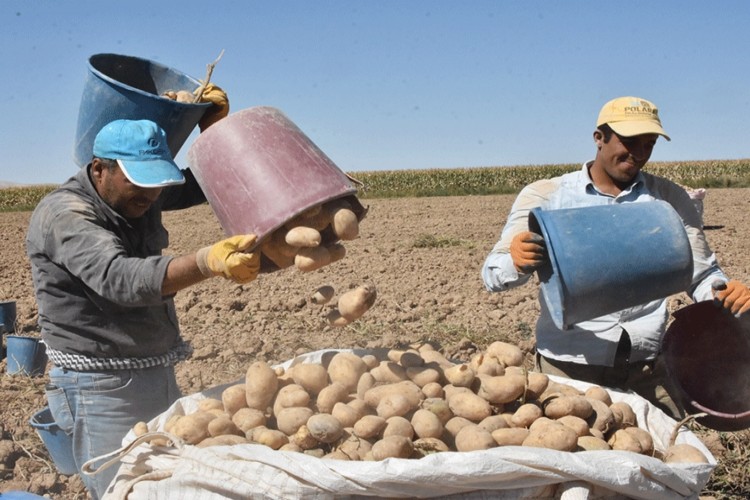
[{"xmin": 1, "ymin": 190, "xmax": 749, "ymax": 498}]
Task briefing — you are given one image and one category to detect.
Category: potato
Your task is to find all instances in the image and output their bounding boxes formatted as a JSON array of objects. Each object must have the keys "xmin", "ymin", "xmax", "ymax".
[
  {"xmin": 232, "ymin": 407, "xmax": 267, "ymax": 432},
  {"xmin": 245, "ymin": 361, "xmax": 279, "ymax": 411},
  {"xmin": 291, "ymin": 363, "xmax": 329, "ymax": 395},
  {"xmin": 478, "ymin": 414, "xmax": 510, "ymax": 433},
  {"xmin": 286, "ymin": 205, "xmax": 331, "ymax": 231},
  {"xmin": 422, "ymin": 398, "xmax": 453, "ymax": 425},
  {"xmin": 477, "ymin": 373, "xmax": 526, "ymax": 404},
  {"xmin": 607, "ymin": 429, "xmax": 643, "ymax": 453},
  {"xmin": 522, "ymin": 421, "xmax": 578, "ymax": 451},
  {"xmin": 443, "ymin": 364, "xmax": 475, "ymax": 388},
  {"xmin": 577, "ymin": 435, "xmax": 611, "ymax": 451},
  {"xmin": 326, "ymin": 243, "xmax": 347, "ymax": 263},
  {"xmin": 543, "ymin": 395, "xmax": 593, "ymax": 420},
  {"xmin": 337, "ymin": 284, "xmax": 377, "ymax": 321},
  {"xmin": 198, "ymin": 398, "xmax": 225, "ymax": 412},
  {"xmin": 376, "ymin": 393, "xmax": 413, "ymax": 419},
  {"xmin": 328, "ymin": 352, "xmax": 369, "ymax": 392},
  {"xmin": 492, "ymin": 427, "xmax": 530, "ymax": 446},
  {"xmin": 260, "ymin": 236, "xmax": 296, "ymax": 269},
  {"xmin": 285, "ymin": 226, "xmax": 322, "ymax": 247},
  {"xmin": 584, "ymin": 386, "xmax": 612, "ymax": 406},
  {"xmin": 197, "ymin": 434, "xmax": 248, "ymax": 448},
  {"xmin": 510, "ymin": 403, "xmax": 543, "ymax": 428},
  {"xmin": 371, "ymin": 435, "xmax": 414, "ymax": 460},
  {"xmin": 295, "ymin": 246, "xmax": 331, "ymax": 272},
  {"xmin": 609, "ymin": 402, "xmax": 637, "ymax": 429},
  {"xmin": 268, "ymin": 228, "xmax": 300, "ymax": 258},
  {"xmin": 486, "ymin": 341, "xmax": 525, "ymax": 367},
  {"xmin": 316, "ymin": 381, "xmax": 349, "ymax": 414},
  {"xmin": 332, "ymin": 207, "xmax": 360, "ymax": 240},
  {"xmin": 290, "ymin": 424, "xmax": 319, "ymax": 450},
  {"xmin": 413, "ymin": 437, "xmax": 451, "ymax": 454},
  {"xmin": 254, "ymin": 428, "xmax": 289, "ymax": 449},
  {"xmin": 422, "ymin": 382, "xmax": 444, "ymax": 399},
  {"xmin": 364, "ymin": 381, "xmax": 424, "ymax": 411},
  {"xmin": 411, "ymin": 409, "xmax": 444, "ymax": 439},
  {"xmin": 524, "ymin": 372, "xmax": 550, "ymax": 400},
  {"xmin": 356, "ymin": 372, "xmax": 376, "ymax": 400},
  {"xmin": 371, "ymin": 361, "xmax": 408, "ymax": 383},
  {"xmin": 207, "ymin": 416, "xmax": 244, "ymax": 437},
  {"xmin": 326, "ymin": 309, "xmax": 351, "ymax": 327},
  {"xmin": 311, "ymin": 285, "xmax": 335, "ymax": 305},
  {"xmin": 336, "ymin": 431, "xmax": 373, "ymax": 460},
  {"xmin": 419, "ymin": 349, "xmax": 455, "ymax": 368},
  {"xmin": 447, "ymin": 392, "xmax": 492, "ymax": 422},
  {"xmin": 455, "ymin": 425, "xmax": 496, "ymax": 452},
  {"xmin": 221, "ymin": 384, "xmax": 248, "ymax": 415},
  {"xmin": 393, "ymin": 350, "xmax": 425, "ymax": 368},
  {"xmin": 172, "ymin": 411, "xmax": 217, "ymax": 445},
  {"xmin": 623, "ymin": 427, "xmax": 654, "ymax": 456},
  {"xmin": 360, "ymin": 354, "xmax": 380, "ymax": 370},
  {"xmin": 470, "ymin": 353, "xmax": 505, "ymax": 376},
  {"xmin": 383, "ymin": 415, "xmax": 415, "ymax": 439},
  {"xmin": 353, "ymin": 415, "xmax": 387, "ymax": 439},
  {"xmin": 273, "ymin": 384, "xmax": 311, "ymax": 417},
  {"xmin": 331, "ymin": 402, "xmax": 362, "ymax": 428},
  {"xmin": 586, "ymin": 398, "xmax": 616, "ymax": 435},
  {"xmin": 276, "ymin": 407, "xmax": 315, "ymax": 436},
  {"xmin": 405, "ymin": 366, "xmax": 441, "ymax": 387},
  {"xmin": 556, "ymin": 415, "xmax": 590, "ymax": 437},
  {"xmin": 163, "ymin": 414, "xmax": 182, "ymax": 434},
  {"xmin": 307, "ymin": 413, "xmax": 344, "ymax": 444},
  {"xmin": 664, "ymin": 443, "xmax": 709, "ymax": 464},
  {"xmin": 132, "ymin": 421, "xmax": 149, "ymax": 437}
]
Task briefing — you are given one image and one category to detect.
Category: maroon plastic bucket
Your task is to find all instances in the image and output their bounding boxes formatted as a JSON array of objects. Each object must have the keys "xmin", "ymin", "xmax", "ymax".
[
  {"xmin": 186, "ymin": 106, "xmax": 364, "ymax": 252},
  {"xmin": 663, "ymin": 301, "xmax": 750, "ymax": 431}
]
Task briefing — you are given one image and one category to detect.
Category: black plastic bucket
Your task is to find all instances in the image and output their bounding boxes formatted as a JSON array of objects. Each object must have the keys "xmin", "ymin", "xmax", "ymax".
[
  {"xmin": 663, "ymin": 301, "xmax": 750, "ymax": 431},
  {"xmin": 73, "ymin": 53, "xmax": 210, "ymax": 167}
]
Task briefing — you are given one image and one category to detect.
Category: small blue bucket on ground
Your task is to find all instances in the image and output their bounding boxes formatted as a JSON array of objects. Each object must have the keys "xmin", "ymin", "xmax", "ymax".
[
  {"xmin": 6, "ymin": 336, "xmax": 47, "ymax": 376},
  {"xmin": 73, "ymin": 53, "xmax": 211, "ymax": 168},
  {"xmin": 0, "ymin": 300, "xmax": 16, "ymax": 333},
  {"xmin": 529, "ymin": 201, "xmax": 694, "ymax": 330},
  {"xmin": 29, "ymin": 407, "xmax": 77, "ymax": 475}
]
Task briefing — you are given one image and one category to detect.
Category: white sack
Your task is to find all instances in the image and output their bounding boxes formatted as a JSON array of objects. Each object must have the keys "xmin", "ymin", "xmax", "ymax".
[{"xmin": 100, "ymin": 349, "xmax": 716, "ymax": 500}]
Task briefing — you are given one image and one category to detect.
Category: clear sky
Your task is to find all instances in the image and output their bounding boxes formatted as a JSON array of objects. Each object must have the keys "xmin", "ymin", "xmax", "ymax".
[{"xmin": 2, "ymin": 1, "xmax": 749, "ymax": 185}]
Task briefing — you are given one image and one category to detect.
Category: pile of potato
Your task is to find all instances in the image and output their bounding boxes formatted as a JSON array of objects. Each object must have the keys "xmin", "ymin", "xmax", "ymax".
[
  {"xmin": 135, "ymin": 342, "xmax": 709, "ymax": 464},
  {"xmin": 259, "ymin": 197, "xmax": 363, "ymax": 274}
]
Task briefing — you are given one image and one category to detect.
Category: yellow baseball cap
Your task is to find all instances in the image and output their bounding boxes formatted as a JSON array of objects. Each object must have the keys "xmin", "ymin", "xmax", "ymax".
[{"xmin": 596, "ymin": 96, "xmax": 670, "ymax": 141}]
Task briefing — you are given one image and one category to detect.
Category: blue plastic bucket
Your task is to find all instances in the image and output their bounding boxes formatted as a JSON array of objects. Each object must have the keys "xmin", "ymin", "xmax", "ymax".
[
  {"xmin": 6, "ymin": 336, "xmax": 47, "ymax": 376},
  {"xmin": 29, "ymin": 407, "xmax": 77, "ymax": 475},
  {"xmin": 73, "ymin": 53, "xmax": 211, "ymax": 168},
  {"xmin": 0, "ymin": 300, "xmax": 16, "ymax": 333},
  {"xmin": 529, "ymin": 201, "xmax": 694, "ymax": 330}
]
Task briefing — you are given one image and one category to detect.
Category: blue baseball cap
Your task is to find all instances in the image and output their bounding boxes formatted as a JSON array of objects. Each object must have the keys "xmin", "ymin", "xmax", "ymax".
[{"xmin": 93, "ymin": 119, "xmax": 185, "ymax": 187}]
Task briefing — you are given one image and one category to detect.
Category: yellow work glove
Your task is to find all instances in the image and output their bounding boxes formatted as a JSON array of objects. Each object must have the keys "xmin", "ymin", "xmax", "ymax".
[
  {"xmin": 195, "ymin": 82, "xmax": 229, "ymax": 131},
  {"xmin": 510, "ymin": 231, "xmax": 547, "ymax": 274},
  {"xmin": 712, "ymin": 279, "xmax": 750, "ymax": 315},
  {"xmin": 196, "ymin": 234, "xmax": 260, "ymax": 284}
]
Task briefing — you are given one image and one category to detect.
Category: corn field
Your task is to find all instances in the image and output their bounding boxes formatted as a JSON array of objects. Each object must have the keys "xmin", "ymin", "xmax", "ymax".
[{"xmin": 2, "ymin": 160, "xmax": 750, "ymax": 211}]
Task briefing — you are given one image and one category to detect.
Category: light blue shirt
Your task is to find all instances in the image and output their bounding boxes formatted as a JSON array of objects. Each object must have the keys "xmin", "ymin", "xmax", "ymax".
[{"xmin": 481, "ymin": 162, "xmax": 726, "ymax": 366}]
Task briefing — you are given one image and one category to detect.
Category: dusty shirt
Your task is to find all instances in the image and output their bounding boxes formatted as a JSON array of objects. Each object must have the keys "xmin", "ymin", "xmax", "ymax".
[
  {"xmin": 481, "ymin": 162, "xmax": 726, "ymax": 366},
  {"xmin": 26, "ymin": 166, "xmax": 206, "ymax": 358}
]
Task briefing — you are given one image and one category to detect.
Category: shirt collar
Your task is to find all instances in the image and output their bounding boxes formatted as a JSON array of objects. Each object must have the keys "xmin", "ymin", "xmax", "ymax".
[{"xmin": 580, "ymin": 160, "xmax": 645, "ymax": 198}]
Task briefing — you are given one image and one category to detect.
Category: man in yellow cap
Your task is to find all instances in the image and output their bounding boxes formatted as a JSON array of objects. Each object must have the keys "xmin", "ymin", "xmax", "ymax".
[{"xmin": 481, "ymin": 96, "xmax": 750, "ymax": 418}]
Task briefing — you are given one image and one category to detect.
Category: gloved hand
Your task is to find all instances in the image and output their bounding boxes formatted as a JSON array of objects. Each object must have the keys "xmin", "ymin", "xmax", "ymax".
[
  {"xmin": 195, "ymin": 82, "xmax": 229, "ymax": 131},
  {"xmin": 712, "ymin": 279, "xmax": 750, "ymax": 315},
  {"xmin": 196, "ymin": 234, "xmax": 260, "ymax": 283},
  {"xmin": 510, "ymin": 231, "xmax": 547, "ymax": 273}
]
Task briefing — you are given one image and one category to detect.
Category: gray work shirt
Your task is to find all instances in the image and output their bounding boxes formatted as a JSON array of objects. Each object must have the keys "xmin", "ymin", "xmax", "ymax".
[
  {"xmin": 481, "ymin": 162, "xmax": 727, "ymax": 366},
  {"xmin": 26, "ymin": 166, "xmax": 207, "ymax": 359}
]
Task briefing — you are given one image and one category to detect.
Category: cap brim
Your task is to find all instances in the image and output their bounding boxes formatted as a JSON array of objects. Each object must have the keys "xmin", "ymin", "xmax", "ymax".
[
  {"xmin": 609, "ymin": 121, "xmax": 671, "ymax": 141},
  {"xmin": 116, "ymin": 159, "xmax": 186, "ymax": 188}
]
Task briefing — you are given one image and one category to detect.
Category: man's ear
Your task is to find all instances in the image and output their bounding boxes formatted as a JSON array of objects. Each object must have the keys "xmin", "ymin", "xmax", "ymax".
[{"xmin": 593, "ymin": 130, "xmax": 604, "ymax": 149}]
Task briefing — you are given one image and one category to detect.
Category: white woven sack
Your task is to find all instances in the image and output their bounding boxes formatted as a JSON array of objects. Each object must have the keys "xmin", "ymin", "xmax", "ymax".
[{"xmin": 96, "ymin": 349, "xmax": 715, "ymax": 500}]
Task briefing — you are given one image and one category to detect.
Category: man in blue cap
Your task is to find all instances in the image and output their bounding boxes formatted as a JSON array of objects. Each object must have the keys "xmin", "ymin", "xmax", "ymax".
[{"xmin": 26, "ymin": 111, "xmax": 258, "ymax": 497}]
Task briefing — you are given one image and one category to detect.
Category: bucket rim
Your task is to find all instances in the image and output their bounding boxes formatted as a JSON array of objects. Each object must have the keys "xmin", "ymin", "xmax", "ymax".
[{"xmin": 87, "ymin": 53, "xmax": 212, "ymax": 110}]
